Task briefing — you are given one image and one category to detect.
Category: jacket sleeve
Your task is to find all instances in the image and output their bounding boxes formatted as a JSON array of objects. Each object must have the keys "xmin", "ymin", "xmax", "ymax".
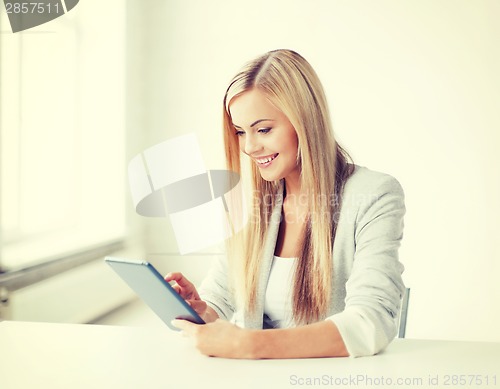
[
  {"xmin": 328, "ymin": 175, "xmax": 406, "ymax": 357},
  {"xmin": 198, "ymin": 254, "xmax": 236, "ymax": 321}
]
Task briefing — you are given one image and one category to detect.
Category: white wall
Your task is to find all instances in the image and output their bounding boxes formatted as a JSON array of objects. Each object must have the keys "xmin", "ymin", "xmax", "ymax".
[{"xmin": 128, "ymin": 0, "xmax": 500, "ymax": 342}]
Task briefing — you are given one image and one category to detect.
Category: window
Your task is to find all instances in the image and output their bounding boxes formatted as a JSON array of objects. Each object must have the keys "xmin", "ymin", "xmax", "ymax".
[{"xmin": 0, "ymin": 2, "xmax": 126, "ymax": 271}]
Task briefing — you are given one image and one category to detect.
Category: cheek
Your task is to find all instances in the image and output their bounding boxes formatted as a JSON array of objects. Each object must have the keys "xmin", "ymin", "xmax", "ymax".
[
  {"xmin": 237, "ymin": 137, "xmax": 245, "ymax": 152},
  {"xmin": 284, "ymin": 130, "xmax": 299, "ymax": 154}
]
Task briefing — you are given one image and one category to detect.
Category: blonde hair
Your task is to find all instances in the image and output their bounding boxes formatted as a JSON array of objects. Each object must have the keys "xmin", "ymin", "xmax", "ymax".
[{"xmin": 223, "ymin": 49, "xmax": 353, "ymax": 325}]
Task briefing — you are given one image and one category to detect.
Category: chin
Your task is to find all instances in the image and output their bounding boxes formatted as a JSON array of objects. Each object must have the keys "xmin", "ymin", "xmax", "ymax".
[{"xmin": 258, "ymin": 171, "xmax": 283, "ymax": 182}]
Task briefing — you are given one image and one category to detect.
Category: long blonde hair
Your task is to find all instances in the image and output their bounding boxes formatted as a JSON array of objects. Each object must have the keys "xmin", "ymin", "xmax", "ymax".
[{"xmin": 223, "ymin": 49, "xmax": 353, "ymax": 325}]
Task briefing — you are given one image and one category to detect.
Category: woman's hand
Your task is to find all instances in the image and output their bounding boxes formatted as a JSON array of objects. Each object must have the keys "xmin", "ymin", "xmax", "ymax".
[
  {"xmin": 171, "ymin": 319, "xmax": 255, "ymax": 359},
  {"xmin": 164, "ymin": 272, "xmax": 208, "ymax": 319}
]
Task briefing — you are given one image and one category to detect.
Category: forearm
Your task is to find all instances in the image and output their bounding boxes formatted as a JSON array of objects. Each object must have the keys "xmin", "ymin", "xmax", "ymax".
[{"xmin": 248, "ymin": 320, "xmax": 349, "ymax": 359}]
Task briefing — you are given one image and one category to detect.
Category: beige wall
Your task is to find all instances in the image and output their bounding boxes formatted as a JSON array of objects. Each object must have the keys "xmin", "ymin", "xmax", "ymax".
[{"xmin": 128, "ymin": 0, "xmax": 500, "ymax": 342}]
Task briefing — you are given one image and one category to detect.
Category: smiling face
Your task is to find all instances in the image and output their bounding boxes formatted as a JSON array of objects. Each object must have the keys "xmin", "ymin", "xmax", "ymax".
[{"xmin": 228, "ymin": 88, "xmax": 300, "ymax": 183}]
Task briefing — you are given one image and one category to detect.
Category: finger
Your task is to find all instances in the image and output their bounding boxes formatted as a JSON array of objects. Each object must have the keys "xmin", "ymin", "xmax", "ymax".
[
  {"xmin": 164, "ymin": 272, "xmax": 185, "ymax": 282},
  {"xmin": 171, "ymin": 284, "xmax": 181, "ymax": 294},
  {"xmin": 164, "ymin": 272, "xmax": 194, "ymax": 289}
]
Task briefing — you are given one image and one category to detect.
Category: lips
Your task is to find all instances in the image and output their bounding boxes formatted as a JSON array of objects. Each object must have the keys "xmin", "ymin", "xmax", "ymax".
[{"xmin": 255, "ymin": 153, "xmax": 279, "ymax": 165}]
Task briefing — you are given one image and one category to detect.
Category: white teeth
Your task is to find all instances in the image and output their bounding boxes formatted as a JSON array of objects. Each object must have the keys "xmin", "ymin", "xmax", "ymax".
[{"xmin": 257, "ymin": 154, "xmax": 277, "ymax": 164}]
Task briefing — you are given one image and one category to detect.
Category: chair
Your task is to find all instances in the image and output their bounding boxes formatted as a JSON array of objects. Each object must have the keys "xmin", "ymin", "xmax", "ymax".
[{"xmin": 397, "ymin": 287, "xmax": 411, "ymax": 338}]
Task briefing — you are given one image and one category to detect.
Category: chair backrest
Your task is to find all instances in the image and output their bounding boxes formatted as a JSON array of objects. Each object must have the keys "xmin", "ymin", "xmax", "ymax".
[{"xmin": 397, "ymin": 287, "xmax": 411, "ymax": 338}]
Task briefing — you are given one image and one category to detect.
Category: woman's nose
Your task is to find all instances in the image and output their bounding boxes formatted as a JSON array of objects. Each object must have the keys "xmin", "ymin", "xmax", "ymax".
[{"xmin": 243, "ymin": 134, "xmax": 262, "ymax": 155}]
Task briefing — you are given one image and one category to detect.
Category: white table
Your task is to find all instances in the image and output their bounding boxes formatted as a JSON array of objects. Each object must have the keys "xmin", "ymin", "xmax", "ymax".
[{"xmin": 1, "ymin": 321, "xmax": 499, "ymax": 389}]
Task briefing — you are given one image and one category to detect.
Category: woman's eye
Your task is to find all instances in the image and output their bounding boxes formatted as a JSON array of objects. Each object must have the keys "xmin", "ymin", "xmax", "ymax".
[
  {"xmin": 235, "ymin": 130, "xmax": 245, "ymax": 136},
  {"xmin": 258, "ymin": 128, "xmax": 271, "ymax": 134}
]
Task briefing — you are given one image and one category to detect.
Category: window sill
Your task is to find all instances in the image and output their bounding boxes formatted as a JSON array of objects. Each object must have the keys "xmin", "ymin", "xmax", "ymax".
[{"xmin": 0, "ymin": 238, "xmax": 125, "ymax": 292}]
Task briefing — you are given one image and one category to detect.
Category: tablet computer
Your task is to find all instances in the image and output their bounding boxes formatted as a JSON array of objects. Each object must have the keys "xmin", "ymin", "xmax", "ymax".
[{"xmin": 105, "ymin": 256, "xmax": 205, "ymax": 331}]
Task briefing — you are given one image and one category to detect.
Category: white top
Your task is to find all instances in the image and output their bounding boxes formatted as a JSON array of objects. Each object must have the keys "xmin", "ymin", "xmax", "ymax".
[{"xmin": 263, "ymin": 255, "xmax": 296, "ymax": 328}]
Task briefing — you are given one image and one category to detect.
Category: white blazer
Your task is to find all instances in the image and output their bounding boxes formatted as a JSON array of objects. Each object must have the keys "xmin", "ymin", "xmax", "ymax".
[{"xmin": 199, "ymin": 164, "xmax": 406, "ymax": 357}]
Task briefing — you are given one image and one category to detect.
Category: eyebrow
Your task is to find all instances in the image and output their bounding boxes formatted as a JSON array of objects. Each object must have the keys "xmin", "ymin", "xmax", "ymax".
[{"xmin": 233, "ymin": 119, "xmax": 274, "ymax": 129}]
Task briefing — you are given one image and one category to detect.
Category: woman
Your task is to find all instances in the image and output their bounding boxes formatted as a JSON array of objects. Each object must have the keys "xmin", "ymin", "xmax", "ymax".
[{"xmin": 167, "ymin": 49, "xmax": 405, "ymax": 358}]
